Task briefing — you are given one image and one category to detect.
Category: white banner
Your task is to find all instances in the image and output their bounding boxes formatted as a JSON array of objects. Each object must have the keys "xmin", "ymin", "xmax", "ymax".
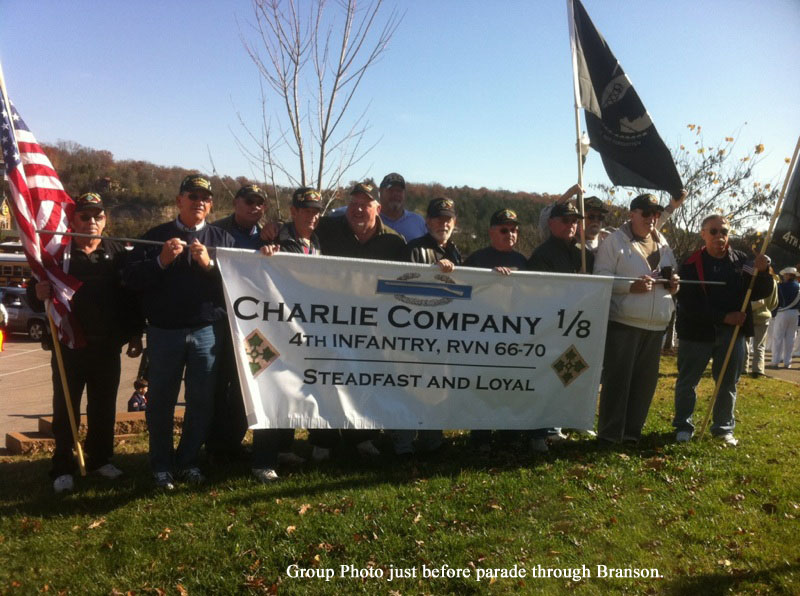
[{"xmin": 217, "ymin": 249, "xmax": 613, "ymax": 431}]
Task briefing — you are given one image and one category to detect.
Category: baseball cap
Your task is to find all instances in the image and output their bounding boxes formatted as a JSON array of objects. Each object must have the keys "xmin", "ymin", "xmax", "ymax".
[
  {"xmin": 427, "ymin": 197, "xmax": 456, "ymax": 218},
  {"xmin": 550, "ymin": 203, "xmax": 583, "ymax": 218},
  {"xmin": 349, "ymin": 182, "xmax": 377, "ymax": 201},
  {"xmin": 74, "ymin": 192, "xmax": 105, "ymax": 212},
  {"xmin": 292, "ymin": 187, "xmax": 324, "ymax": 210},
  {"xmin": 629, "ymin": 193, "xmax": 664, "ymax": 212},
  {"xmin": 180, "ymin": 174, "xmax": 213, "ymax": 195},
  {"xmin": 380, "ymin": 173, "xmax": 405, "ymax": 189},
  {"xmin": 490, "ymin": 209, "xmax": 519, "ymax": 226}
]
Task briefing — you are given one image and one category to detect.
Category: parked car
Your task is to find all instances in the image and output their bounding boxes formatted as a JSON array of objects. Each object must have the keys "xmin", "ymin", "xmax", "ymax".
[{"xmin": 0, "ymin": 287, "xmax": 47, "ymax": 340}]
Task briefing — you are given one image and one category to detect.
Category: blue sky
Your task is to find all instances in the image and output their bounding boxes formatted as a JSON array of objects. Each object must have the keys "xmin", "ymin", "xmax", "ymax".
[{"xmin": 1, "ymin": 0, "xmax": 798, "ymax": 198}]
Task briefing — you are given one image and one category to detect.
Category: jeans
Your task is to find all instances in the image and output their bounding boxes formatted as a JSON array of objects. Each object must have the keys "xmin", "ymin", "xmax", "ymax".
[
  {"xmin": 146, "ymin": 323, "xmax": 221, "ymax": 474},
  {"xmin": 673, "ymin": 325, "xmax": 746, "ymax": 436}
]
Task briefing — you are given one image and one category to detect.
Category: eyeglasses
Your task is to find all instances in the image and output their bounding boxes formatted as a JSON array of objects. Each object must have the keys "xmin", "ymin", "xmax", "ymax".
[
  {"xmin": 78, "ymin": 213, "xmax": 106, "ymax": 222},
  {"xmin": 707, "ymin": 227, "xmax": 729, "ymax": 237},
  {"xmin": 186, "ymin": 193, "xmax": 212, "ymax": 203},
  {"xmin": 498, "ymin": 227, "xmax": 518, "ymax": 235},
  {"xmin": 243, "ymin": 197, "xmax": 265, "ymax": 207},
  {"xmin": 586, "ymin": 214, "xmax": 605, "ymax": 222}
]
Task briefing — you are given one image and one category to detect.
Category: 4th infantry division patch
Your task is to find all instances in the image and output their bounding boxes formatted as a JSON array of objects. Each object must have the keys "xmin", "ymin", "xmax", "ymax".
[
  {"xmin": 551, "ymin": 345, "xmax": 589, "ymax": 387},
  {"xmin": 244, "ymin": 330, "xmax": 280, "ymax": 378}
]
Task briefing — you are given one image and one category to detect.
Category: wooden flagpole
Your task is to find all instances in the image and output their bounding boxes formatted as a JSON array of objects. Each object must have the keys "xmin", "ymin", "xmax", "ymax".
[
  {"xmin": 696, "ymin": 135, "xmax": 800, "ymax": 439},
  {"xmin": 46, "ymin": 300, "xmax": 87, "ymax": 476}
]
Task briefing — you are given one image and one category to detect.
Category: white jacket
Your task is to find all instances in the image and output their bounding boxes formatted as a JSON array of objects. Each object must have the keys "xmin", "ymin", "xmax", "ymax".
[{"xmin": 593, "ymin": 222, "xmax": 677, "ymax": 331}]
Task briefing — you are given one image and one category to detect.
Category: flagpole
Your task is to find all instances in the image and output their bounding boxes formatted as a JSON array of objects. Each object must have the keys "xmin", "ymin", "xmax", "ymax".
[
  {"xmin": 36, "ymin": 229, "xmax": 170, "ymax": 247},
  {"xmin": 45, "ymin": 303, "xmax": 87, "ymax": 476},
  {"xmin": 0, "ymin": 62, "xmax": 86, "ymax": 476},
  {"xmin": 696, "ymin": 135, "xmax": 800, "ymax": 439},
  {"xmin": 567, "ymin": 0, "xmax": 587, "ymax": 273}
]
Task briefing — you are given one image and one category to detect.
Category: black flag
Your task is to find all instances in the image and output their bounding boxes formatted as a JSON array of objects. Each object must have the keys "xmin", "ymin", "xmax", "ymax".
[
  {"xmin": 569, "ymin": 0, "xmax": 683, "ymax": 197},
  {"xmin": 769, "ymin": 161, "xmax": 800, "ymax": 257}
]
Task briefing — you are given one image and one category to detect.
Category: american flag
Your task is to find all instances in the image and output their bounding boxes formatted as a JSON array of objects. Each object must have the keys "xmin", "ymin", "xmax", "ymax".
[{"xmin": 1, "ymin": 90, "xmax": 84, "ymax": 348}]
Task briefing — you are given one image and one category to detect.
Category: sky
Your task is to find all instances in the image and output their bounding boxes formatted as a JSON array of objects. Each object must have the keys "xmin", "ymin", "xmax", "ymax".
[{"xmin": 1, "ymin": 0, "xmax": 799, "ymax": 199}]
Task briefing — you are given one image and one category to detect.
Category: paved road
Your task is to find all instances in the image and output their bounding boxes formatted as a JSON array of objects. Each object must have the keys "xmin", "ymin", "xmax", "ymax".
[{"xmin": 0, "ymin": 333, "xmax": 180, "ymax": 449}]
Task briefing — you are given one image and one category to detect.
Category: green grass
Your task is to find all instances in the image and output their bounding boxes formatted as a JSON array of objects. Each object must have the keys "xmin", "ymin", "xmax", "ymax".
[{"xmin": 1, "ymin": 357, "xmax": 799, "ymax": 595}]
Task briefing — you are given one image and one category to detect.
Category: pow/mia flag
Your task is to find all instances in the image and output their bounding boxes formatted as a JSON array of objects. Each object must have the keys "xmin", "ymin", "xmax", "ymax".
[
  {"xmin": 568, "ymin": 0, "xmax": 682, "ymax": 197},
  {"xmin": 769, "ymin": 159, "xmax": 800, "ymax": 257}
]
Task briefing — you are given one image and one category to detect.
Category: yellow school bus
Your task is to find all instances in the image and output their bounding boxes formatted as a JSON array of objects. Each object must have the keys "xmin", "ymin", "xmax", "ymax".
[{"xmin": 0, "ymin": 253, "xmax": 32, "ymax": 287}]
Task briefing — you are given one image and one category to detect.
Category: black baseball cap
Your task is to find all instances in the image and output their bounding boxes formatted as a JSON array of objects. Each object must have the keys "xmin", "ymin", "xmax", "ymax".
[
  {"xmin": 550, "ymin": 203, "xmax": 583, "ymax": 218},
  {"xmin": 74, "ymin": 192, "xmax": 105, "ymax": 212},
  {"xmin": 349, "ymin": 182, "xmax": 377, "ymax": 201},
  {"xmin": 490, "ymin": 209, "xmax": 519, "ymax": 226},
  {"xmin": 180, "ymin": 174, "xmax": 212, "ymax": 195},
  {"xmin": 629, "ymin": 193, "xmax": 664, "ymax": 212},
  {"xmin": 292, "ymin": 187, "xmax": 324, "ymax": 210},
  {"xmin": 235, "ymin": 184, "xmax": 266, "ymax": 202},
  {"xmin": 427, "ymin": 197, "xmax": 456, "ymax": 218},
  {"xmin": 380, "ymin": 173, "xmax": 405, "ymax": 189}
]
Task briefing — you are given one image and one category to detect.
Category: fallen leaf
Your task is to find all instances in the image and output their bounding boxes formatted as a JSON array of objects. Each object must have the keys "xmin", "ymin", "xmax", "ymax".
[
  {"xmin": 413, "ymin": 512, "xmax": 422, "ymax": 524},
  {"xmin": 298, "ymin": 504, "xmax": 311, "ymax": 515},
  {"xmin": 176, "ymin": 584, "xmax": 188, "ymax": 596},
  {"xmin": 286, "ymin": 525, "xmax": 296, "ymax": 534},
  {"xmin": 157, "ymin": 528, "xmax": 171, "ymax": 541},
  {"xmin": 88, "ymin": 518, "xmax": 106, "ymax": 530}
]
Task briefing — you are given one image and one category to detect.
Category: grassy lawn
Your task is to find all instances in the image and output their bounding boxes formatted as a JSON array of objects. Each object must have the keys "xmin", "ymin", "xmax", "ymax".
[{"xmin": 1, "ymin": 356, "xmax": 799, "ymax": 595}]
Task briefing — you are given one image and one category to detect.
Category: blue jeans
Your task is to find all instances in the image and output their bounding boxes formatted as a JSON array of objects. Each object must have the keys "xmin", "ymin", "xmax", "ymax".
[
  {"xmin": 146, "ymin": 323, "xmax": 221, "ymax": 474},
  {"xmin": 673, "ymin": 325, "xmax": 746, "ymax": 436}
]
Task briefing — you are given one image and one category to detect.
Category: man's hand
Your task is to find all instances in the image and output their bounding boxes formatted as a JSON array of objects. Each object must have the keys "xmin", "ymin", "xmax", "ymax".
[
  {"xmin": 436, "ymin": 259, "xmax": 455, "ymax": 274},
  {"xmin": 259, "ymin": 244, "xmax": 280, "ymax": 257},
  {"xmin": 35, "ymin": 280, "xmax": 53, "ymax": 301},
  {"xmin": 723, "ymin": 311, "xmax": 747, "ymax": 327},
  {"xmin": 668, "ymin": 273, "xmax": 680, "ymax": 295},
  {"xmin": 260, "ymin": 221, "xmax": 280, "ymax": 244},
  {"xmin": 754, "ymin": 254, "xmax": 771, "ymax": 272},
  {"xmin": 630, "ymin": 276, "xmax": 655, "ymax": 294},
  {"xmin": 126, "ymin": 335, "xmax": 143, "ymax": 358},
  {"xmin": 160, "ymin": 237, "xmax": 185, "ymax": 266},
  {"xmin": 493, "ymin": 266, "xmax": 512, "ymax": 276},
  {"xmin": 189, "ymin": 238, "xmax": 212, "ymax": 270}
]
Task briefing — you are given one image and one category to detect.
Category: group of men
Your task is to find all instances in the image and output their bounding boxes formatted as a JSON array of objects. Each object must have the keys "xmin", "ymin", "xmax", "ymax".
[{"xmin": 35, "ymin": 171, "xmax": 775, "ymax": 493}]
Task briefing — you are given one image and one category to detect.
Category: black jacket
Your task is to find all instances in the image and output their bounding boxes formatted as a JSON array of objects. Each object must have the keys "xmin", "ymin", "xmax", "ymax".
[
  {"xmin": 405, "ymin": 233, "xmax": 461, "ymax": 265},
  {"xmin": 676, "ymin": 247, "xmax": 775, "ymax": 341},
  {"xmin": 527, "ymin": 236, "xmax": 593, "ymax": 274}
]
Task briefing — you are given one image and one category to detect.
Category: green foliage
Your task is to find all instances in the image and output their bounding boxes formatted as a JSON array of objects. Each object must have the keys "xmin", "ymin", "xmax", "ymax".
[{"xmin": 1, "ymin": 359, "xmax": 799, "ymax": 594}]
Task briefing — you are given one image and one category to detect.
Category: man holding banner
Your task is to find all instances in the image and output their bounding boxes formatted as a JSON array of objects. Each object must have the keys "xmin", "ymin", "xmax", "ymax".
[
  {"xmin": 308, "ymin": 181, "xmax": 406, "ymax": 459},
  {"xmin": 125, "ymin": 175, "xmax": 235, "ymax": 489}
]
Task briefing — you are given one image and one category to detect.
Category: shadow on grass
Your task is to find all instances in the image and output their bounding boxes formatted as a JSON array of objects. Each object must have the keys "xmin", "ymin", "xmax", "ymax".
[
  {"xmin": 663, "ymin": 563, "xmax": 800, "ymax": 595},
  {"xmin": 0, "ymin": 429, "xmax": 687, "ymax": 517}
]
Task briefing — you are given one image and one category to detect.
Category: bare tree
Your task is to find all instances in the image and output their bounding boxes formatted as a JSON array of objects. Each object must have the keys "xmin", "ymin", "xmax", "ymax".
[
  {"xmin": 595, "ymin": 124, "xmax": 781, "ymax": 261},
  {"xmin": 235, "ymin": 0, "xmax": 401, "ymax": 214}
]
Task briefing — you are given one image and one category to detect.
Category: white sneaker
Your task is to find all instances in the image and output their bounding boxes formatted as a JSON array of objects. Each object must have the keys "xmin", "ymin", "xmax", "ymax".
[
  {"xmin": 575, "ymin": 429, "xmax": 597, "ymax": 438},
  {"xmin": 311, "ymin": 446, "xmax": 331, "ymax": 462},
  {"xmin": 252, "ymin": 468, "xmax": 279, "ymax": 483},
  {"xmin": 548, "ymin": 430, "xmax": 569, "ymax": 443},
  {"xmin": 356, "ymin": 440, "xmax": 381, "ymax": 457},
  {"xmin": 530, "ymin": 438, "xmax": 549, "ymax": 453},
  {"xmin": 676, "ymin": 431, "xmax": 692, "ymax": 443},
  {"xmin": 94, "ymin": 463, "xmax": 123, "ymax": 480},
  {"xmin": 53, "ymin": 474, "xmax": 74, "ymax": 494},
  {"xmin": 717, "ymin": 433, "xmax": 739, "ymax": 447},
  {"xmin": 277, "ymin": 452, "xmax": 306, "ymax": 466}
]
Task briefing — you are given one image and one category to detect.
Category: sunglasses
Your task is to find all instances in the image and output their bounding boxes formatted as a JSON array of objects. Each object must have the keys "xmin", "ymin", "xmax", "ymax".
[
  {"xmin": 638, "ymin": 209, "xmax": 661, "ymax": 218},
  {"xmin": 243, "ymin": 197, "xmax": 265, "ymax": 207},
  {"xmin": 498, "ymin": 227, "xmax": 518, "ymax": 235},
  {"xmin": 707, "ymin": 227, "xmax": 729, "ymax": 237},
  {"xmin": 586, "ymin": 214, "xmax": 605, "ymax": 222},
  {"xmin": 186, "ymin": 193, "xmax": 212, "ymax": 203},
  {"xmin": 78, "ymin": 213, "xmax": 106, "ymax": 222}
]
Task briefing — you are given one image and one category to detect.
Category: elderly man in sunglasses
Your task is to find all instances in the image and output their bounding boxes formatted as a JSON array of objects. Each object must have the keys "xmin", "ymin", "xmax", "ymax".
[
  {"xmin": 29, "ymin": 193, "xmax": 144, "ymax": 493},
  {"xmin": 672, "ymin": 214, "xmax": 774, "ymax": 447},
  {"xmin": 125, "ymin": 175, "xmax": 236, "ymax": 489}
]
